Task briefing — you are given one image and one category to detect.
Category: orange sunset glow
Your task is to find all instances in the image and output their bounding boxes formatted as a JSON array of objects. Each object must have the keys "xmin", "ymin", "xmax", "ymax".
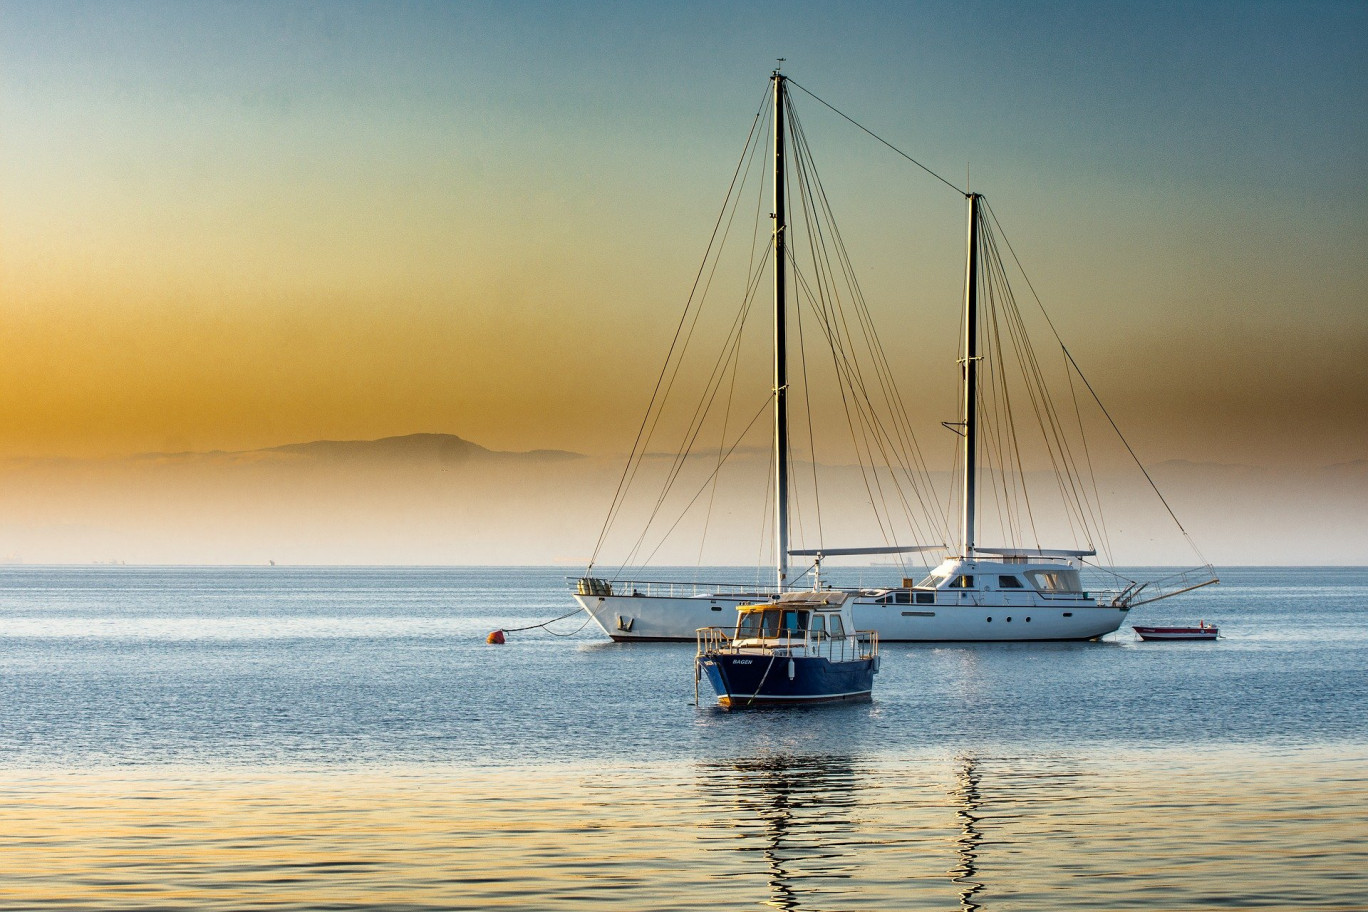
[{"xmin": 1, "ymin": 2, "xmax": 1364, "ymax": 566}]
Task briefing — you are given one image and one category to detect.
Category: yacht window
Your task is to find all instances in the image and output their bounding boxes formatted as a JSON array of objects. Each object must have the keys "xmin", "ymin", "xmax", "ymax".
[
  {"xmin": 781, "ymin": 610, "xmax": 807, "ymax": 632},
  {"xmin": 740, "ymin": 609, "xmax": 784, "ymax": 637},
  {"xmin": 999, "ymin": 575, "xmax": 1024, "ymax": 589},
  {"xmin": 828, "ymin": 615, "xmax": 845, "ymax": 638},
  {"xmin": 874, "ymin": 593, "xmax": 893, "ymax": 605},
  {"xmin": 1025, "ymin": 569, "xmax": 1083, "ymax": 593},
  {"xmin": 916, "ymin": 573, "xmax": 949, "ymax": 589},
  {"xmin": 915, "ymin": 592, "xmax": 935, "ymax": 604},
  {"xmin": 950, "ymin": 575, "xmax": 975, "ymax": 589},
  {"xmin": 810, "ymin": 614, "xmax": 827, "ymax": 638},
  {"xmin": 895, "ymin": 591, "xmax": 911, "ymax": 604}
]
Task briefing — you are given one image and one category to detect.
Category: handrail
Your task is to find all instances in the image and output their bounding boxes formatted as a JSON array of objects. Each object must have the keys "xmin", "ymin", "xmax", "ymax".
[
  {"xmin": 575, "ymin": 576, "xmax": 783, "ymax": 599},
  {"xmin": 696, "ymin": 625, "xmax": 878, "ymax": 662},
  {"xmin": 1116, "ymin": 565, "xmax": 1220, "ymax": 608}
]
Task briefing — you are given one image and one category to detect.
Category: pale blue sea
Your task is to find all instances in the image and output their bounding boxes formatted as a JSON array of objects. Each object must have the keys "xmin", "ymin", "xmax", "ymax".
[{"xmin": 1, "ymin": 565, "xmax": 1365, "ymax": 910}]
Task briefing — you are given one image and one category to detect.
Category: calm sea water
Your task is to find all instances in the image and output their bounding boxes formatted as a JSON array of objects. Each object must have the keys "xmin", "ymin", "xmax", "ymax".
[{"xmin": 1, "ymin": 565, "xmax": 1365, "ymax": 910}]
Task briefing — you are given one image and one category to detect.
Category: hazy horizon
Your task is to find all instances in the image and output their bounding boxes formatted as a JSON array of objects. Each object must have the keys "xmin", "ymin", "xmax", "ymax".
[
  {"xmin": 2, "ymin": 2, "xmax": 1365, "ymax": 566},
  {"xmin": 1, "ymin": 429, "xmax": 1363, "ymax": 568}
]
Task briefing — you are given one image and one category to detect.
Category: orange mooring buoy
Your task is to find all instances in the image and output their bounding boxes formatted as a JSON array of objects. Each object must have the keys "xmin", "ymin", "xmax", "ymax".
[{"xmin": 486, "ymin": 629, "xmax": 506, "ymax": 644}]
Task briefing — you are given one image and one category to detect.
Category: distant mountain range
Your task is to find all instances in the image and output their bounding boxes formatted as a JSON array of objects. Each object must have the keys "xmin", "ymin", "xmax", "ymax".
[
  {"xmin": 0, "ymin": 434, "xmax": 1362, "ymax": 565},
  {"xmin": 129, "ymin": 433, "xmax": 585, "ymax": 466}
]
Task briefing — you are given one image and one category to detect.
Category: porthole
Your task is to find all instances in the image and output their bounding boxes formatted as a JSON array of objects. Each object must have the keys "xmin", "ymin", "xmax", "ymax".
[
  {"xmin": 1026, "ymin": 617, "xmax": 1031, "ymax": 622},
  {"xmin": 1063, "ymin": 612, "xmax": 1073, "ymax": 617},
  {"xmin": 1007, "ymin": 617, "xmax": 1012, "ymax": 622},
  {"xmin": 986, "ymin": 617, "xmax": 993, "ymax": 622}
]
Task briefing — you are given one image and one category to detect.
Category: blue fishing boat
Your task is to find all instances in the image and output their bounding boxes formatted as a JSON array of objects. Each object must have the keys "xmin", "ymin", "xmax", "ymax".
[{"xmin": 696, "ymin": 590, "xmax": 879, "ymax": 707}]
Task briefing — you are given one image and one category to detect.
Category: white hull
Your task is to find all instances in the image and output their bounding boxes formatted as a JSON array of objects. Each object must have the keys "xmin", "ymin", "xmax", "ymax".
[{"xmin": 575, "ymin": 590, "xmax": 1127, "ymax": 642}]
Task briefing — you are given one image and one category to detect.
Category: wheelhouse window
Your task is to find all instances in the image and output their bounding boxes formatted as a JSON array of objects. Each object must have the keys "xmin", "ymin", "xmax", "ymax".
[
  {"xmin": 737, "ymin": 608, "xmax": 783, "ymax": 637},
  {"xmin": 1025, "ymin": 569, "xmax": 1083, "ymax": 593},
  {"xmin": 916, "ymin": 573, "xmax": 949, "ymax": 589},
  {"xmin": 998, "ymin": 575, "xmax": 1024, "ymax": 589},
  {"xmin": 810, "ymin": 614, "xmax": 827, "ymax": 638},
  {"xmin": 827, "ymin": 615, "xmax": 845, "ymax": 638},
  {"xmin": 950, "ymin": 575, "xmax": 975, "ymax": 589}
]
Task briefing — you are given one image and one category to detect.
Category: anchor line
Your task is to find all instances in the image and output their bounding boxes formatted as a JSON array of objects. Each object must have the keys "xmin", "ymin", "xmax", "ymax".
[
  {"xmin": 497, "ymin": 609, "xmax": 592, "ymax": 637},
  {"xmin": 746, "ymin": 653, "xmax": 780, "ymax": 707}
]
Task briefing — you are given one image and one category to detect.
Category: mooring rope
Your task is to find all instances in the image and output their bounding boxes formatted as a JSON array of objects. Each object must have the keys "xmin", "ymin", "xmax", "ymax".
[{"xmin": 494, "ymin": 608, "xmax": 593, "ymax": 638}]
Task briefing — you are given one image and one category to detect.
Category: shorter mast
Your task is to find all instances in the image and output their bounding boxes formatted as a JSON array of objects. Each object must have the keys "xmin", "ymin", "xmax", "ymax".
[
  {"xmin": 772, "ymin": 70, "xmax": 790, "ymax": 591},
  {"xmin": 961, "ymin": 193, "xmax": 980, "ymax": 557}
]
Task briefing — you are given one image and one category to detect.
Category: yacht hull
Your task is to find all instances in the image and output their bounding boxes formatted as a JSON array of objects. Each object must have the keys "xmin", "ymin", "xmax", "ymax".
[
  {"xmin": 574, "ymin": 592, "xmax": 1127, "ymax": 642},
  {"xmin": 699, "ymin": 653, "xmax": 877, "ymax": 706}
]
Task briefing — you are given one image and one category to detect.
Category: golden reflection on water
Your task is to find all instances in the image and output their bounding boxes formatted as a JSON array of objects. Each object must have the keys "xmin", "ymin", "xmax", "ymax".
[
  {"xmin": 951, "ymin": 756, "xmax": 984, "ymax": 912},
  {"xmin": 1, "ymin": 750, "xmax": 1365, "ymax": 911},
  {"xmin": 695, "ymin": 755, "xmax": 862, "ymax": 911}
]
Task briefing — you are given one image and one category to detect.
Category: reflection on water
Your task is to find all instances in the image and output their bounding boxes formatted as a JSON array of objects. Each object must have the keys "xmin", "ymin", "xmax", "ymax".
[
  {"xmin": 2, "ymin": 750, "xmax": 1366, "ymax": 910},
  {"xmin": 697, "ymin": 755, "xmax": 861, "ymax": 910},
  {"xmin": 951, "ymin": 755, "xmax": 985, "ymax": 912}
]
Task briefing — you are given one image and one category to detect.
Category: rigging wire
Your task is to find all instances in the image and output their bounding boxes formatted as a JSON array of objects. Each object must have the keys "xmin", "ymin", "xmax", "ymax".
[
  {"xmin": 792, "ymin": 241, "xmax": 826, "ymax": 554},
  {"xmin": 638, "ymin": 395, "xmax": 777, "ymax": 568},
  {"xmin": 587, "ymin": 85, "xmax": 770, "ymax": 573},
  {"xmin": 618, "ymin": 253, "xmax": 771, "ymax": 573},
  {"xmin": 978, "ymin": 212, "xmax": 1094, "ymax": 551},
  {"xmin": 1064, "ymin": 352, "xmax": 1115, "ymax": 566},
  {"xmin": 981, "ymin": 200, "xmax": 1211, "ymax": 566},
  {"xmin": 589, "ymin": 74, "xmax": 1207, "ymax": 590},
  {"xmin": 617, "ymin": 130, "xmax": 774, "ymax": 571},
  {"xmin": 787, "ymin": 78, "xmax": 967, "ymax": 197},
  {"xmin": 784, "ymin": 93, "xmax": 951, "ymax": 555},
  {"xmin": 696, "ymin": 118, "xmax": 778, "ymax": 565}
]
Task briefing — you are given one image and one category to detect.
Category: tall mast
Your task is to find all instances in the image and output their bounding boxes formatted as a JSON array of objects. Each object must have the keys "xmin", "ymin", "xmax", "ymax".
[
  {"xmin": 961, "ymin": 193, "xmax": 980, "ymax": 557},
  {"xmin": 772, "ymin": 70, "xmax": 790, "ymax": 591}
]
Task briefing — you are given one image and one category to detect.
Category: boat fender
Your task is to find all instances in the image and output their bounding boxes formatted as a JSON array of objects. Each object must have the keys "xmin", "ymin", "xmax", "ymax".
[
  {"xmin": 787, "ymin": 658, "xmax": 795, "ymax": 681},
  {"xmin": 486, "ymin": 629, "xmax": 506, "ymax": 645}
]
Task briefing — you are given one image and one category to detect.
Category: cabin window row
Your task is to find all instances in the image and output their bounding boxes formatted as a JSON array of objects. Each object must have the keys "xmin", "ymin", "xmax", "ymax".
[
  {"xmin": 737, "ymin": 609, "xmax": 845, "ymax": 639},
  {"xmin": 875, "ymin": 569, "xmax": 1083, "ymax": 602}
]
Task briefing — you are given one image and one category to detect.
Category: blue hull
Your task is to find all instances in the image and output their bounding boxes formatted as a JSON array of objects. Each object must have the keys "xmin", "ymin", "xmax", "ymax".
[{"xmin": 699, "ymin": 653, "xmax": 877, "ymax": 706}]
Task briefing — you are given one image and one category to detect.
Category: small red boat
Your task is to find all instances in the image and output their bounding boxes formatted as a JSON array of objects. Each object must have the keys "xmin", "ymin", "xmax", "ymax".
[{"xmin": 1132, "ymin": 622, "xmax": 1218, "ymax": 641}]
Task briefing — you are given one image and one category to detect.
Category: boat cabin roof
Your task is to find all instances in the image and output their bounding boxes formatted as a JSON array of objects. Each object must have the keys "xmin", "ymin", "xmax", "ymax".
[
  {"xmin": 737, "ymin": 590, "xmax": 848, "ymax": 613},
  {"xmin": 897, "ymin": 557, "xmax": 1088, "ymax": 594}
]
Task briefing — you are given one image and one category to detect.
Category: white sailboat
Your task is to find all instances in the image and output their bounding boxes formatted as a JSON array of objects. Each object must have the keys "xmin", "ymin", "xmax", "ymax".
[{"xmin": 573, "ymin": 71, "xmax": 1216, "ymax": 642}]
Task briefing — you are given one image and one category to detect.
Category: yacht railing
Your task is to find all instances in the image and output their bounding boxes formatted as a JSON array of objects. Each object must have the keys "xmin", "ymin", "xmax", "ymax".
[
  {"xmin": 695, "ymin": 626, "xmax": 879, "ymax": 663},
  {"xmin": 862, "ymin": 588, "xmax": 1115, "ymax": 606},
  {"xmin": 1112, "ymin": 565, "xmax": 1220, "ymax": 607},
  {"xmin": 574, "ymin": 576, "xmax": 782, "ymax": 600}
]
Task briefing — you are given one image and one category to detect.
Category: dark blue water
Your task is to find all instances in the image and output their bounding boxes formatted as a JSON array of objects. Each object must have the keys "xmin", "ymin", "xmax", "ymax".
[{"xmin": 2, "ymin": 565, "xmax": 1364, "ymax": 767}]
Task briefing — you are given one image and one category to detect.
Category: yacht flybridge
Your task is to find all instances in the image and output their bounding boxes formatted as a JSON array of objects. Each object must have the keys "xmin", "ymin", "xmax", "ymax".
[{"xmin": 572, "ymin": 71, "xmax": 1216, "ymax": 643}]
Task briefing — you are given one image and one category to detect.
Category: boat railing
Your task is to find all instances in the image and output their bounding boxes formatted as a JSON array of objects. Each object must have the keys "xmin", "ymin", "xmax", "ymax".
[
  {"xmin": 696, "ymin": 626, "xmax": 878, "ymax": 662},
  {"xmin": 574, "ymin": 576, "xmax": 782, "ymax": 600},
  {"xmin": 1112, "ymin": 565, "xmax": 1220, "ymax": 608}
]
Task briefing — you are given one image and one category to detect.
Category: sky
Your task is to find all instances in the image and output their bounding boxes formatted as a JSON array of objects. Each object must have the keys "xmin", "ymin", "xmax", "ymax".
[{"xmin": 2, "ymin": 0, "xmax": 1366, "ymax": 472}]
